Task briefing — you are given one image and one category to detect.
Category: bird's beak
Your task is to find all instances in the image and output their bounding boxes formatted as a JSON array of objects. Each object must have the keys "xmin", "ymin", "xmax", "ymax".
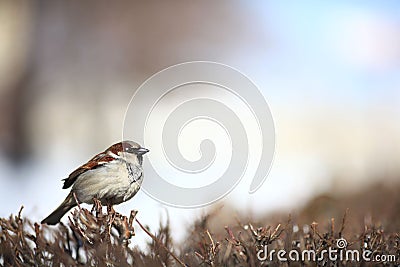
[{"xmin": 135, "ymin": 147, "xmax": 149, "ymax": 155}]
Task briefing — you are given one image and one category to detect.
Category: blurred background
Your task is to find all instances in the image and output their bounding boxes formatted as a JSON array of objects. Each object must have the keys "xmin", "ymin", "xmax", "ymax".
[{"xmin": 1, "ymin": 1, "xmax": 399, "ymax": 245}]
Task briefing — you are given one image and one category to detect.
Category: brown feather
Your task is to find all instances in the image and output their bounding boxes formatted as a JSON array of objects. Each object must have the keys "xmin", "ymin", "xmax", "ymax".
[
  {"xmin": 62, "ymin": 146, "xmax": 122, "ymax": 189},
  {"xmin": 61, "ymin": 141, "xmax": 137, "ymax": 189}
]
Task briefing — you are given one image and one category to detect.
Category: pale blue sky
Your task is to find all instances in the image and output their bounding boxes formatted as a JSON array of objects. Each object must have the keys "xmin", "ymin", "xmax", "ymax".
[{"xmin": 243, "ymin": 1, "xmax": 400, "ymax": 108}]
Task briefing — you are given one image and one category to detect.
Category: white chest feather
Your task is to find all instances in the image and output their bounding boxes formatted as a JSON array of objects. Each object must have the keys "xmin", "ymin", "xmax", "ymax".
[{"xmin": 72, "ymin": 159, "xmax": 143, "ymax": 205}]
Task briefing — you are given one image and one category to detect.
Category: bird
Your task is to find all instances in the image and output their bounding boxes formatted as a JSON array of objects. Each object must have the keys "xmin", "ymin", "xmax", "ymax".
[{"xmin": 41, "ymin": 140, "xmax": 149, "ymax": 225}]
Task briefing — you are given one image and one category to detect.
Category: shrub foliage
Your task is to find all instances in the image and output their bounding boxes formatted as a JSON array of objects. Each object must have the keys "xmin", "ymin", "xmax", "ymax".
[{"xmin": 1, "ymin": 202, "xmax": 399, "ymax": 266}]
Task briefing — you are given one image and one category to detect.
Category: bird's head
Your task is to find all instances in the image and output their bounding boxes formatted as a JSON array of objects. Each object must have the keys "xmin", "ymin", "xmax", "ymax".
[{"xmin": 108, "ymin": 140, "xmax": 149, "ymax": 165}]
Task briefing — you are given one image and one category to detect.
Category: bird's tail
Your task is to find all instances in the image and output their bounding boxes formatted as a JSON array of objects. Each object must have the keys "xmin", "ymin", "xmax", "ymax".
[{"xmin": 41, "ymin": 192, "xmax": 77, "ymax": 225}]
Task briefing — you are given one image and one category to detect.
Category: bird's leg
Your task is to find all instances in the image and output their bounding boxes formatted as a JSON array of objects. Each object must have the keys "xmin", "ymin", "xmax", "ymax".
[
  {"xmin": 107, "ymin": 204, "xmax": 116, "ymax": 236},
  {"xmin": 91, "ymin": 198, "xmax": 102, "ymax": 216},
  {"xmin": 107, "ymin": 204, "xmax": 115, "ymax": 215}
]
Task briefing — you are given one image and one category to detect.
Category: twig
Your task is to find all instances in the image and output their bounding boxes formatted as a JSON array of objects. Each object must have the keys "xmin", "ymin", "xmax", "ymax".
[
  {"xmin": 339, "ymin": 209, "xmax": 349, "ymax": 238},
  {"xmin": 72, "ymin": 192, "xmax": 82, "ymax": 210},
  {"xmin": 135, "ymin": 217, "xmax": 187, "ymax": 267},
  {"xmin": 206, "ymin": 230, "xmax": 215, "ymax": 251},
  {"xmin": 18, "ymin": 206, "xmax": 24, "ymax": 219}
]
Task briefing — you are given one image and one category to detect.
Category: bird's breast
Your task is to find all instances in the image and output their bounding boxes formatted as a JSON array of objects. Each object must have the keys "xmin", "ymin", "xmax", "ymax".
[
  {"xmin": 72, "ymin": 160, "xmax": 143, "ymax": 205},
  {"xmin": 127, "ymin": 163, "xmax": 143, "ymax": 183}
]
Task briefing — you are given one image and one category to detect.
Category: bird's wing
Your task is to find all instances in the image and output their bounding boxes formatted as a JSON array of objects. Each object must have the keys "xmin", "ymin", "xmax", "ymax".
[{"xmin": 62, "ymin": 151, "xmax": 116, "ymax": 189}]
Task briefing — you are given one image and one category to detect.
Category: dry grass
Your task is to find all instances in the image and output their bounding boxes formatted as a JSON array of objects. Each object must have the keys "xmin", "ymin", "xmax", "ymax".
[{"xmin": 1, "ymin": 184, "xmax": 399, "ymax": 266}]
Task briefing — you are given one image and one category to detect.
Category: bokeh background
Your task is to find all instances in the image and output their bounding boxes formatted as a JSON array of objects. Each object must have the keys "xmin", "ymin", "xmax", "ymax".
[{"xmin": 1, "ymin": 1, "xmax": 399, "ymax": 246}]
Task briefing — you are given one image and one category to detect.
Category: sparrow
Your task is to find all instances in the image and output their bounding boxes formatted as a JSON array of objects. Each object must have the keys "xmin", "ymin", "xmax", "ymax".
[{"xmin": 41, "ymin": 141, "xmax": 149, "ymax": 225}]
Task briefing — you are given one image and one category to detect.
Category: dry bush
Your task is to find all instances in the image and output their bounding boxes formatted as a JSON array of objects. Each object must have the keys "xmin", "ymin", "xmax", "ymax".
[
  {"xmin": 179, "ymin": 211, "xmax": 399, "ymax": 266},
  {"xmin": 1, "ymin": 184, "xmax": 399, "ymax": 266},
  {"xmin": 0, "ymin": 204, "xmax": 178, "ymax": 267}
]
